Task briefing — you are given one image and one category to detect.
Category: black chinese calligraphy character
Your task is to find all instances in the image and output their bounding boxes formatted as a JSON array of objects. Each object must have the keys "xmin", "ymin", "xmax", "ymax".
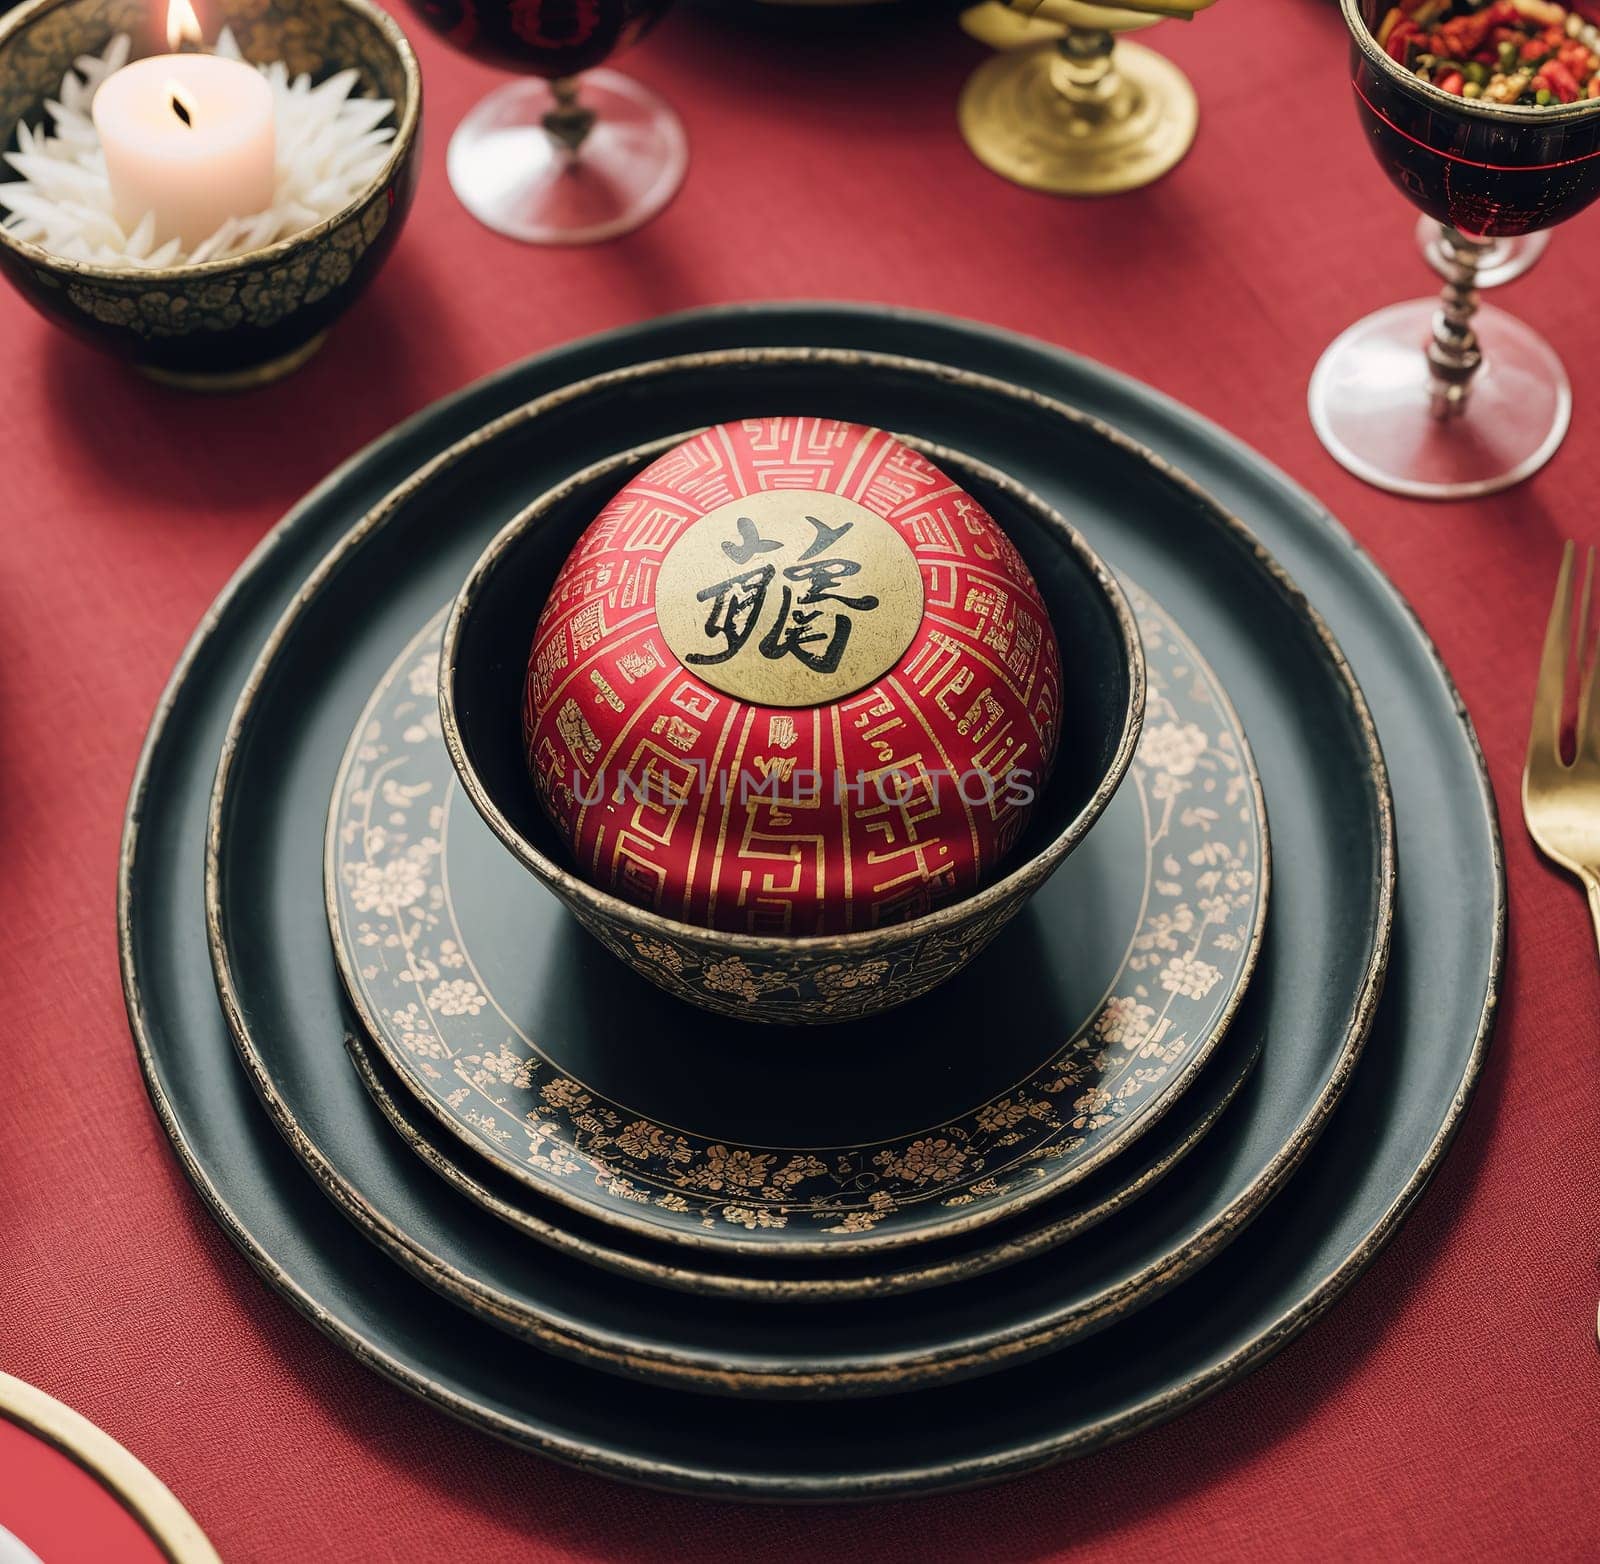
[
  {"xmin": 799, "ymin": 515, "xmax": 853, "ymax": 560},
  {"xmin": 721, "ymin": 516, "xmax": 783, "ymax": 566},
  {"xmin": 688, "ymin": 565, "xmax": 774, "ymax": 666},
  {"xmin": 756, "ymin": 559, "xmax": 880, "ymax": 674},
  {"xmin": 785, "ymin": 559, "xmax": 879, "ymax": 612}
]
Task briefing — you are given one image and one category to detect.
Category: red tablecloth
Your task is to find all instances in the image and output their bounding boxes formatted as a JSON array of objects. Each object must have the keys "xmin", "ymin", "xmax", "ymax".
[
  {"xmin": 3, "ymin": 4, "xmax": 1598, "ymax": 1559},
  {"xmin": 0, "ymin": 1419, "xmax": 168, "ymax": 1564}
]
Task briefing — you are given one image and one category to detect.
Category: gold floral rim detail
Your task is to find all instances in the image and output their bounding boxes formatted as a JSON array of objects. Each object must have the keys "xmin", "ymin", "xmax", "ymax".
[
  {"xmin": 329, "ymin": 582, "xmax": 1267, "ymax": 1244},
  {"xmin": 344, "ymin": 1013, "xmax": 1262, "ymax": 1301}
]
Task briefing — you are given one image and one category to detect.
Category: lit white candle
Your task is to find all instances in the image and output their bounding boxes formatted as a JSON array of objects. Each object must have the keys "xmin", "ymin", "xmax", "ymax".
[{"xmin": 90, "ymin": 0, "xmax": 275, "ymax": 251}]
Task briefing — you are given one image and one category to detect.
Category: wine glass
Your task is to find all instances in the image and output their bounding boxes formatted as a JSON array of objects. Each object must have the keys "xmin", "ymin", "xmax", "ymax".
[
  {"xmin": 1310, "ymin": 0, "xmax": 1600, "ymax": 499},
  {"xmin": 406, "ymin": 0, "xmax": 684, "ymax": 245}
]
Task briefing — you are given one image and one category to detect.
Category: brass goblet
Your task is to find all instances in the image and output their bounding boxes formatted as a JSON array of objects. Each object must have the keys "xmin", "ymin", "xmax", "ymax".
[{"xmin": 959, "ymin": 0, "xmax": 1216, "ymax": 196}]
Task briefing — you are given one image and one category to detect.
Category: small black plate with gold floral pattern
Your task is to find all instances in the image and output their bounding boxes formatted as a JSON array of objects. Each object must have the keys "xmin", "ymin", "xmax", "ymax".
[
  {"xmin": 202, "ymin": 348, "xmax": 1390, "ymax": 1400},
  {"xmin": 328, "ymin": 584, "xmax": 1266, "ymax": 1299},
  {"xmin": 327, "ymin": 582, "xmax": 1266, "ymax": 1258}
]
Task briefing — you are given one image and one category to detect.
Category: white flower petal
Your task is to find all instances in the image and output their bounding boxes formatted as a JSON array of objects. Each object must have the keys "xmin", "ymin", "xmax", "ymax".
[{"xmin": 7, "ymin": 33, "xmax": 398, "ymax": 267}]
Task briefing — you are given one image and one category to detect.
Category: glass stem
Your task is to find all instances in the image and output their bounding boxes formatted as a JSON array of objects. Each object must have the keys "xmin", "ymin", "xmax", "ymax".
[
  {"xmin": 542, "ymin": 77, "xmax": 597, "ymax": 159},
  {"xmin": 1049, "ymin": 25, "xmax": 1122, "ymax": 115},
  {"xmin": 1427, "ymin": 227, "xmax": 1489, "ymax": 420}
]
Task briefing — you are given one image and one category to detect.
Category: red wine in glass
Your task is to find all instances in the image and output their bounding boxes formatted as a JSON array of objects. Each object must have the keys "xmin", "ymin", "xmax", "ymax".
[
  {"xmin": 1309, "ymin": 0, "xmax": 1600, "ymax": 498},
  {"xmin": 409, "ymin": 0, "xmax": 670, "ymax": 75},
  {"xmin": 406, "ymin": 0, "xmax": 685, "ymax": 244}
]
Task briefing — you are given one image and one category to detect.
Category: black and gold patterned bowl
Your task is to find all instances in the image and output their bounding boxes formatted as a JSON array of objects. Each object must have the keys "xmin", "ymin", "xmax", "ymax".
[
  {"xmin": 0, "ymin": 0, "xmax": 420, "ymax": 389},
  {"xmin": 439, "ymin": 377, "xmax": 1144, "ymax": 1025}
]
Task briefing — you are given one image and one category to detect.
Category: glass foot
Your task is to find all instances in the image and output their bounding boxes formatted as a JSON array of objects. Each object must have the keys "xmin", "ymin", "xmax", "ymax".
[
  {"xmin": 1414, "ymin": 216, "xmax": 1552, "ymax": 289},
  {"xmin": 1309, "ymin": 298, "xmax": 1570, "ymax": 499},
  {"xmin": 446, "ymin": 71, "xmax": 687, "ymax": 246}
]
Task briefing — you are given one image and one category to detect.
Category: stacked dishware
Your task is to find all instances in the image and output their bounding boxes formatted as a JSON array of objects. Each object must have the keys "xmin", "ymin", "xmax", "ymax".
[{"xmin": 122, "ymin": 307, "xmax": 1501, "ymax": 1498}]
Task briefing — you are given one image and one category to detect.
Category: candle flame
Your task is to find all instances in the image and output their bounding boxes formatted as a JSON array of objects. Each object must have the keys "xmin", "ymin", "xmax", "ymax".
[
  {"xmin": 165, "ymin": 0, "xmax": 203, "ymax": 50},
  {"xmin": 165, "ymin": 78, "xmax": 196, "ymax": 127}
]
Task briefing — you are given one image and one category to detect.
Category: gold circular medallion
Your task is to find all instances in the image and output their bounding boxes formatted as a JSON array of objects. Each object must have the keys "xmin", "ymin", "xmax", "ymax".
[{"xmin": 654, "ymin": 490, "xmax": 925, "ymax": 708}]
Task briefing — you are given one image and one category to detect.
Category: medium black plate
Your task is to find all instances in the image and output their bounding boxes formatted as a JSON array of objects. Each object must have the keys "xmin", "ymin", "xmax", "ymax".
[
  {"xmin": 207, "ymin": 351, "xmax": 1377, "ymax": 1398},
  {"xmin": 122, "ymin": 306, "xmax": 1499, "ymax": 1494}
]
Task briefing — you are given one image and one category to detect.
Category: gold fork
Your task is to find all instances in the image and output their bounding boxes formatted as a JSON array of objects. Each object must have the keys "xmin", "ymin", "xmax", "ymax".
[
  {"xmin": 1521, "ymin": 542, "xmax": 1600, "ymax": 1339},
  {"xmin": 1524, "ymin": 541, "xmax": 1600, "ymax": 957}
]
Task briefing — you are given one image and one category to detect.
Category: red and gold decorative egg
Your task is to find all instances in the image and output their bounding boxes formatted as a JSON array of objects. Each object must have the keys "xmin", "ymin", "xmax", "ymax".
[{"xmin": 523, "ymin": 418, "xmax": 1062, "ymax": 936}]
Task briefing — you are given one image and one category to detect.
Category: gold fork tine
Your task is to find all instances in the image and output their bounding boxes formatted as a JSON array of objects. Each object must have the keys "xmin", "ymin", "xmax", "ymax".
[
  {"xmin": 1528, "ymin": 540, "xmax": 1575, "ymax": 775},
  {"xmin": 1579, "ymin": 548, "xmax": 1600, "ymax": 764}
]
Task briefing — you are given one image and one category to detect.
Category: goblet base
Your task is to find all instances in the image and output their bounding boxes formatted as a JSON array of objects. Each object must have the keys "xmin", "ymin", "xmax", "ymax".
[
  {"xmin": 1309, "ymin": 299, "xmax": 1570, "ymax": 500},
  {"xmin": 958, "ymin": 38, "xmax": 1197, "ymax": 196},
  {"xmin": 1414, "ymin": 217, "xmax": 1551, "ymax": 290},
  {"xmin": 447, "ymin": 72, "xmax": 687, "ymax": 246}
]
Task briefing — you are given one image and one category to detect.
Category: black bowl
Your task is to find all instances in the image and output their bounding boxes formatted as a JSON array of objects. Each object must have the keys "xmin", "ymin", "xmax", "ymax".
[
  {"xmin": 0, "ymin": 0, "xmax": 421, "ymax": 388},
  {"xmin": 438, "ymin": 352, "xmax": 1144, "ymax": 1023}
]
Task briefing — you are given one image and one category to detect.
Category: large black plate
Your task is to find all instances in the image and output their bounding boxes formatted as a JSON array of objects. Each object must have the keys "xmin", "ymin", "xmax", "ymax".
[
  {"xmin": 121, "ymin": 306, "xmax": 1501, "ymax": 1495},
  {"xmin": 205, "ymin": 350, "xmax": 1372, "ymax": 1398}
]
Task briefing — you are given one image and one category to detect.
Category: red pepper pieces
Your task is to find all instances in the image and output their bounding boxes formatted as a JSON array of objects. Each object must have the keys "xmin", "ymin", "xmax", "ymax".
[
  {"xmin": 1383, "ymin": 0, "xmax": 1600, "ymax": 103},
  {"xmin": 1386, "ymin": 18, "xmax": 1421, "ymax": 61},
  {"xmin": 1544, "ymin": 58, "xmax": 1583, "ymax": 97}
]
